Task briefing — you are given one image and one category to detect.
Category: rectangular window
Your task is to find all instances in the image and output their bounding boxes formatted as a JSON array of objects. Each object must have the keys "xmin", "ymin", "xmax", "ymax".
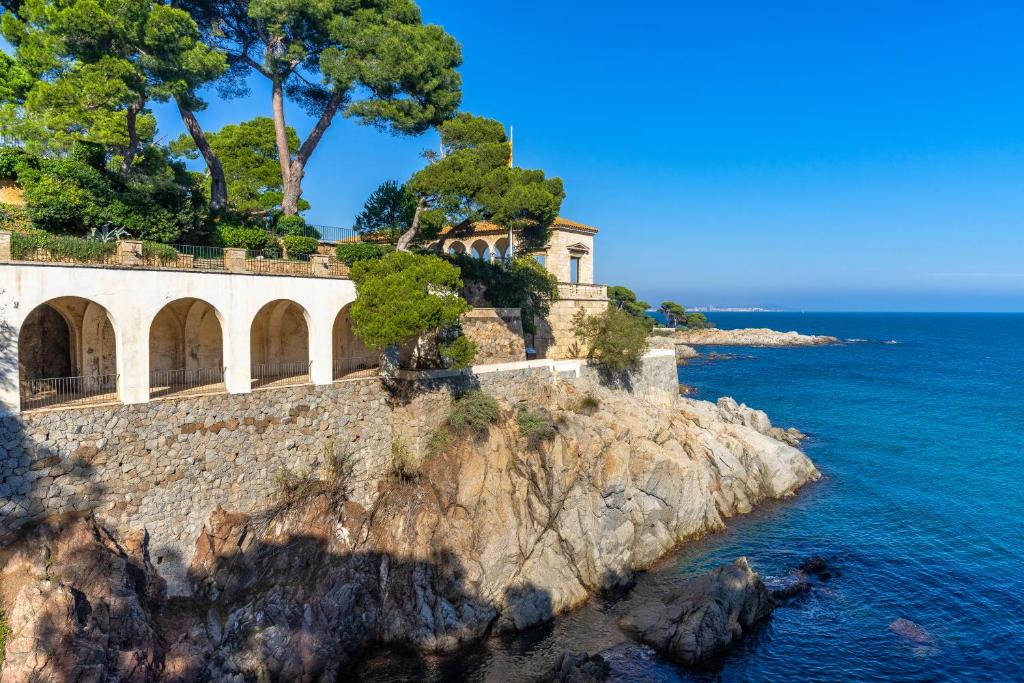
[
  {"xmin": 534, "ymin": 254, "xmax": 546, "ymax": 267},
  {"xmin": 569, "ymin": 256, "xmax": 581, "ymax": 283}
]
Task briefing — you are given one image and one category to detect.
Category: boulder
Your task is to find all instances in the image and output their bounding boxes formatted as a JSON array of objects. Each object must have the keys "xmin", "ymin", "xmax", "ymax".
[
  {"xmin": 541, "ymin": 650, "xmax": 610, "ymax": 682},
  {"xmin": 620, "ymin": 557, "xmax": 773, "ymax": 665}
]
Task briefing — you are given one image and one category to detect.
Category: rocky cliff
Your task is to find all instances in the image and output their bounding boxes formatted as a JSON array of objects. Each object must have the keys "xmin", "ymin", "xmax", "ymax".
[
  {"xmin": 0, "ymin": 378, "xmax": 818, "ymax": 682},
  {"xmin": 667, "ymin": 327, "xmax": 838, "ymax": 346}
]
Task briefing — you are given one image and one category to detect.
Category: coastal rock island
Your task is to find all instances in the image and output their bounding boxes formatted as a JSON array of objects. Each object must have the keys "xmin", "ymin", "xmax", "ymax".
[
  {"xmin": 667, "ymin": 327, "xmax": 838, "ymax": 347},
  {"xmin": 0, "ymin": 376, "xmax": 818, "ymax": 681}
]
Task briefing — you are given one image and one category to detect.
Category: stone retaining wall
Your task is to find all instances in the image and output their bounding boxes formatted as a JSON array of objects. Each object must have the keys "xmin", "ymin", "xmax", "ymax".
[
  {"xmin": 459, "ymin": 308, "xmax": 526, "ymax": 363},
  {"xmin": 0, "ymin": 353, "xmax": 678, "ymax": 594}
]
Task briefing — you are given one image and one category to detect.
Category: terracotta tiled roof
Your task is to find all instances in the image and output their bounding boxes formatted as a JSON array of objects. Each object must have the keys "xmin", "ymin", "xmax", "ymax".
[{"xmin": 437, "ymin": 216, "xmax": 598, "ymax": 237}]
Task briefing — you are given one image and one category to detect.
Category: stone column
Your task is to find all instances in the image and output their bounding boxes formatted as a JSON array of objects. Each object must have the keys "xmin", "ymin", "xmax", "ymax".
[
  {"xmin": 0, "ymin": 231, "xmax": 11, "ymax": 261},
  {"xmin": 309, "ymin": 309, "xmax": 335, "ymax": 386},
  {"xmin": 117, "ymin": 239, "xmax": 143, "ymax": 266},
  {"xmin": 112, "ymin": 304, "xmax": 150, "ymax": 404},
  {"xmin": 310, "ymin": 254, "xmax": 329, "ymax": 277},
  {"xmin": 223, "ymin": 301, "xmax": 251, "ymax": 395},
  {"xmin": 224, "ymin": 248, "xmax": 246, "ymax": 273}
]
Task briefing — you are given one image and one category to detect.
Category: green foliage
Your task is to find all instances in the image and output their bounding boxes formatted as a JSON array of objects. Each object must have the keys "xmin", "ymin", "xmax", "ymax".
[
  {"xmin": 0, "ymin": 204, "xmax": 31, "ymax": 233},
  {"xmin": 171, "ymin": 117, "xmax": 306, "ymax": 215},
  {"xmin": 141, "ymin": 241, "xmax": 179, "ymax": 263},
  {"xmin": 438, "ymin": 335, "xmax": 476, "ymax": 369},
  {"xmin": 447, "ymin": 390, "xmax": 500, "ymax": 434},
  {"xmin": 350, "ymin": 251, "xmax": 470, "ymax": 351},
  {"xmin": 406, "ymin": 113, "xmax": 564, "ymax": 250},
  {"xmin": 572, "ymin": 306, "xmax": 651, "ymax": 373},
  {"xmin": 660, "ymin": 301, "xmax": 687, "ymax": 327},
  {"xmin": 450, "ymin": 254, "xmax": 559, "ymax": 335},
  {"xmin": 390, "ymin": 437, "xmax": 419, "ymax": 482},
  {"xmin": 335, "ymin": 241, "xmax": 394, "ymax": 265},
  {"xmin": 425, "ymin": 428, "xmax": 450, "ymax": 459},
  {"xmin": 10, "ymin": 231, "xmax": 118, "ymax": 263},
  {"xmin": 685, "ymin": 312, "xmax": 710, "ymax": 329},
  {"xmin": 0, "ymin": 0, "xmax": 224, "ymax": 159},
  {"xmin": 275, "ymin": 214, "xmax": 315, "ymax": 237},
  {"xmin": 0, "ymin": 608, "xmax": 10, "ymax": 667},
  {"xmin": 608, "ymin": 285, "xmax": 651, "ymax": 318},
  {"xmin": 281, "ymin": 234, "xmax": 319, "ymax": 257},
  {"xmin": 217, "ymin": 225, "xmax": 275, "ymax": 250},
  {"xmin": 516, "ymin": 408, "xmax": 556, "ymax": 446},
  {"xmin": 574, "ymin": 394, "xmax": 601, "ymax": 414},
  {"xmin": 7, "ymin": 145, "xmax": 206, "ymax": 242},
  {"xmin": 0, "ymin": 147, "xmax": 26, "ymax": 179},
  {"xmin": 354, "ymin": 180, "xmax": 416, "ymax": 237}
]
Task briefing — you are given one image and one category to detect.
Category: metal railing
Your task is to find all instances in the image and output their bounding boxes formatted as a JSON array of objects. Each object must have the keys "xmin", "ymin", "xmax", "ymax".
[
  {"xmin": 251, "ymin": 361, "xmax": 312, "ymax": 389},
  {"xmin": 11, "ymin": 232, "xmax": 119, "ymax": 265},
  {"xmin": 333, "ymin": 352, "xmax": 380, "ymax": 380},
  {"xmin": 20, "ymin": 373, "xmax": 119, "ymax": 411},
  {"xmin": 150, "ymin": 244, "xmax": 227, "ymax": 271},
  {"xmin": 245, "ymin": 248, "xmax": 312, "ymax": 275},
  {"xmin": 150, "ymin": 367, "xmax": 226, "ymax": 399},
  {"xmin": 304, "ymin": 223, "xmax": 358, "ymax": 244},
  {"xmin": 326, "ymin": 259, "xmax": 350, "ymax": 278}
]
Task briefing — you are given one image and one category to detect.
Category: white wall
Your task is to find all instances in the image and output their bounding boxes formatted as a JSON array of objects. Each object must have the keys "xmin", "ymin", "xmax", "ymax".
[{"xmin": 0, "ymin": 263, "xmax": 358, "ymax": 415}]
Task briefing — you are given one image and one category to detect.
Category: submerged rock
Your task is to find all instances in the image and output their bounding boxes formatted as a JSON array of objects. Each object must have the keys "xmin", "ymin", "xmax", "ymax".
[
  {"xmin": 890, "ymin": 618, "xmax": 933, "ymax": 644},
  {"xmin": 620, "ymin": 557, "xmax": 773, "ymax": 666},
  {"xmin": 541, "ymin": 650, "xmax": 610, "ymax": 682}
]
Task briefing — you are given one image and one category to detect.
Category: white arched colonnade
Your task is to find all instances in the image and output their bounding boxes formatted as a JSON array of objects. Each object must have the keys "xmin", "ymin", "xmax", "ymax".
[{"xmin": 0, "ymin": 262, "xmax": 360, "ymax": 415}]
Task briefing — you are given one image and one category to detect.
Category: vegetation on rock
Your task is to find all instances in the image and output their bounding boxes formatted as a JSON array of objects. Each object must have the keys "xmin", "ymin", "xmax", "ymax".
[
  {"xmin": 447, "ymin": 390, "xmax": 500, "ymax": 434},
  {"xmin": 516, "ymin": 408, "xmax": 556, "ymax": 447}
]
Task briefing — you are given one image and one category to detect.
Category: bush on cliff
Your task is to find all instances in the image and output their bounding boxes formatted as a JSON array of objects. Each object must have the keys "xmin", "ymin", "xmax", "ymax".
[
  {"xmin": 0, "ymin": 608, "xmax": 9, "ymax": 667},
  {"xmin": 516, "ymin": 408, "xmax": 557, "ymax": 447},
  {"xmin": 572, "ymin": 307, "xmax": 650, "ymax": 373},
  {"xmin": 448, "ymin": 390, "xmax": 500, "ymax": 434}
]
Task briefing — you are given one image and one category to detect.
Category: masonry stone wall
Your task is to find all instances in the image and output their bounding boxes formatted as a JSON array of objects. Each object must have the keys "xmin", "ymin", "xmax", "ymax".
[
  {"xmin": 0, "ymin": 353, "xmax": 678, "ymax": 594},
  {"xmin": 534, "ymin": 297, "xmax": 609, "ymax": 359},
  {"xmin": 459, "ymin": 308, "xmax": 526, "ymax": 364}
]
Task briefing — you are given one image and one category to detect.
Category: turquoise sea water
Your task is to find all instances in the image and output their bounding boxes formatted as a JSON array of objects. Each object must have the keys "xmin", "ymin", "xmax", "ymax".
[{"xmin": 360, "ymin": 313, "xmax": 1024, "ymax": 682}]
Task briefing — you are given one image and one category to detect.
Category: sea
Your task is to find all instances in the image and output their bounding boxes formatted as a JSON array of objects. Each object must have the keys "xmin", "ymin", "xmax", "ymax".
[{"xmin": 358, "ymin": 313, "xmax": 1024, "ymax": 682}]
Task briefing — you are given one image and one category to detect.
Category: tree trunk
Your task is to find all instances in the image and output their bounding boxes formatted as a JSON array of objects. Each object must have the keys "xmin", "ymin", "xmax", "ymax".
[
  {"xmin": 176, "ymin": 100, "xmax": 228, "ymax": 211},
  {"xmin": 121, "ymin": 99, "xmax": 144, "ymax": 173},
  {"xmin": 396, "ymin": 197, "xmax": 428, "ymax": 252},
  {"xmin": 271, "ymin": 78, "xmax": 292, "ymax": 200},
  {"xmin": 279, "ymin": 90, "xmax": 344, "ymax": 215}
]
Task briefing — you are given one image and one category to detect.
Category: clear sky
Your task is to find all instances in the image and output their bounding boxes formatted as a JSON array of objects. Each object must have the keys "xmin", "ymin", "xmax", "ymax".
[{"xmin": 107, "ymin": 2, "xmax": 1024, "ymax": 310}]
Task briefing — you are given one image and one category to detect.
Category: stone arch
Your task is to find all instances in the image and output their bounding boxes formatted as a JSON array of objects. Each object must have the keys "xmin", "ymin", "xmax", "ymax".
[
  {"xmin": 470, "ymin": 239, "xmax": 490, "ymax": 260},
  {"xmin": 332, "ymin": 303, "xmax": 378, "ymax": 378},
  {"xmin": 17, "ymin": 296, "xmax": 118, "ymax": 410},
  {"xmin": 148, "ymin": 298, "xmax": 225, "ymax": 397},
  {"xmin": 448, "ymin": 240, "xmax": 466, "ymax": 255},
  {"xmin": 494, "ymin": 236, "xmax": 511, "ymax": 260},
  {"xmin": 250, "ymin": 299, "xmax": 311, "ymax": 387}
]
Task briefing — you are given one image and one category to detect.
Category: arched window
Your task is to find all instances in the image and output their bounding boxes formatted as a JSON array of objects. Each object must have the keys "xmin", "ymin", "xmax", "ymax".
[
  {"xmin": 18, "ymin": 297, "xmax": 118, "ymax": 410},
  {"xmin": 250, "ymin": 299, "xmax": 311, "ymax": 388},
  {"xmin": 470, "ymin": 239, "xmax": 490, "ymax": 260},
  {"xmin": 447, "ymin": 241, "xmax": 466, "ymax": 256},
  {"xmin": 149, "ymin": 298, "xmax": 225, "ymax": 398}
]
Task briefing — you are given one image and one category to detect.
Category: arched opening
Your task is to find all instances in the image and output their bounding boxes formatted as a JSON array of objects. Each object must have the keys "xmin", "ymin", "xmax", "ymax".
[
  {"xmin": 448, "ymin": 240, "xmax": 466, "ymax": 256},
  {"xmin": 250, "ymin": 299, "xmax": 311, "ymax": 388},
  {"xmin": 17, "ymin": 296, "xmax": 118, "ymax": 410},
  {"xmin": 149, "ymin": 298, "xmax": 225, "ymax": 398},
  {"xmin": 495, "ymin": 236, "xmax": 511, "ymax": 261},
  {"xmin": 332, "ymin": 304, "xmax": 378, "ymax": 379},
  {"xmin": 470, "ymin": 239, "xmax": 491, "ymax": 261}
]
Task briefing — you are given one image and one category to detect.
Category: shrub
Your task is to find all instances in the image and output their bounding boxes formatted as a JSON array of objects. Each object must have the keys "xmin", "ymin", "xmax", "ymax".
[
  {"xmin": 573, "ymin": 306, "xmax": 651, "ymax": 372},
  {"xmin": 273, "ymin": 467, "xmax": 319, "ymax": 505},
  {"xmin": 0, "ymin": 608, "xmax": 9, "ymax": 667},
  {"xmin": 426, "ymin": 428, "xmax": 450, "ymax": 459},
  {"xmin": 448, "ymin": 390, "xmax": 500, "ymax": 434},
  {"xmin": 281, "ymin": 234, "xmax": 319, "ymax": 257},
  {"xmin": 10, "ymin": 231, "xmax": 117, "ymax": 263},
  {"xmin": 335, "ymin": 241, "xmax": 393, "ymax": 265},
  {"xmin": 574, "ymin": 394, "xmax": 601, "ymax": 414},
  {"xmin": 517, "ymin": 408, "xmax": 556, "ymax": 446},
  {"xmin": 141, "ymin": 240, "xmax": 179, "ymax": 264},
  {"xmin": 450, "ymin": 254, "xmax": 559, "ymax": 335},
  {"xmin": 0, "ymin": 203, "xmax": 31, "ymax": 232},
  {"xmin": 217, "ymin": 225, "xmax": 275, "ymax": 251},
  {"xmin": 390, "ymin": 437, "xmax": 419, "ymax": 481},
  {"xmin": 276, "ymin": 214, "xmax": 319, "ymax": 238},
  {"xmin": 350, "ymin": 251, "xmax": 470, "ymax": 352},
  {"xmin": 439, "ymin": 335, "xmax": 477, "ymax": 369}
]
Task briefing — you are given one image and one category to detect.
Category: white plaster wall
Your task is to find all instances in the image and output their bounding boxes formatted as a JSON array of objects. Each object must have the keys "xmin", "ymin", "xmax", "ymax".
[{"xmin": 0, "ymin": 263, "xmax": 357, "ymax": 415}]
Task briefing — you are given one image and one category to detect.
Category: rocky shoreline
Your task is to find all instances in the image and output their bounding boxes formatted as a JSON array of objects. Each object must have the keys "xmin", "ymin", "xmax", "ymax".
[
  {"xmin": 0, "ymin": 378, "xmax": 818, "ymax": 681},
  {"xmin": 665, "ymin": 327, "xmax": 839, "ymax": 347}
]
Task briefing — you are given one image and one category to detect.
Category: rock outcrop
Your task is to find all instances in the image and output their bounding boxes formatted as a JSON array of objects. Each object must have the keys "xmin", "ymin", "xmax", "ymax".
[
  {"xmin": 620, "ymin": 557, "xmax": 773, "ymax": 665},
  {"xmin": 668, "ymin": 327, "xmax": 838, "ymax": 347},
  {"xmin": 541, "ymin": 650, "xmax": 610, "ymax": 682},
  {"xmin": 0, "ymin": 379, "xmax": 818, "ymax": 681}
]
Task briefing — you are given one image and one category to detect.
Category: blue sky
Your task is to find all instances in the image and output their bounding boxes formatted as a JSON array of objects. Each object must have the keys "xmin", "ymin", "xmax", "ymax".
[{"xmin": 32, "ymin": 2, "xmax": 1024, "ymax": 309}]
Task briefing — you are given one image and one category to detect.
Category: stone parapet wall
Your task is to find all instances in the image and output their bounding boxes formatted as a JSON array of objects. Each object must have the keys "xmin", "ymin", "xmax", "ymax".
[
  {"xmin": 535, "ymin": 296, "xmax": 610, "ymax": 359},
  {"xmin": 0, "ymin": 353, "xmax": 678, "ymax": 594},
  {"xmin": 460, "ymin": 308, "xmax": 526, "ymax": 363}
]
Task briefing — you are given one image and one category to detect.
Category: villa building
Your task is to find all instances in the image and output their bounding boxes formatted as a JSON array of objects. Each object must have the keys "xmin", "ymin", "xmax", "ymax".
[{"xmin": 0, "ymin": 212, "xmax": 609, "ymax": 415}]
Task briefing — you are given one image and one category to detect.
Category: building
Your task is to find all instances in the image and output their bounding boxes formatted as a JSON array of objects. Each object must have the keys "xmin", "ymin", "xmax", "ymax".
[{"xmin": 435, "ymin": 217, "xmax": 610, "ymax": 357}]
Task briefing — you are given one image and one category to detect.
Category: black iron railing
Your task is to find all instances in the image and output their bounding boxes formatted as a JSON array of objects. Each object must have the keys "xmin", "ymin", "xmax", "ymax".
[
  {"xmin": 251, "ymin": 361, "xmax": 312, "ymax": 389},
  {"xmin": 20, "ymin": 373, "xmax": 119, "ymax": 411},
  {"xmin": 149, "ymin": 367, "xmax": 226, "ymax": 399}
]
